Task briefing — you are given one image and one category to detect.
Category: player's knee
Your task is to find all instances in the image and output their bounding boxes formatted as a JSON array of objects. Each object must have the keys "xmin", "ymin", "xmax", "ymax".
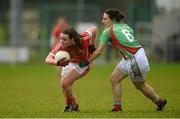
[
  {"xmin": 109, "ymin": 74, "xmax": 119, "ymax": 84},
  {"xmin": 61, "ymin": 80, "xmax": 70, "ymax": 89},
  {"xmin": 134, "ymin": 82, "xmax": 145, "ymax": 91},
  {"xmin": 135, "ymin": 85, "xmax": 141, "ymax": 90}
]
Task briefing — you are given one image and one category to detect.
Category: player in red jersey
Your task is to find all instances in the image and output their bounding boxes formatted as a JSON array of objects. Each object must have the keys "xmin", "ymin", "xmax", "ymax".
[
  {"xmin": 45, "ymin": 26, "xmax": 97, "ymax": 112},
  {"xmin": 49, "ymin": 16, "xmax": 71, "ymax": 84}
]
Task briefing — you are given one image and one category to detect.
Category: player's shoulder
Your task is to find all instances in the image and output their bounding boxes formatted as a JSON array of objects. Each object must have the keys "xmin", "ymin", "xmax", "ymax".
[
  {"xmin": 119, "ymin": 23, "xmax": 132, "ymax": 29},
  {"xmin": 102, "ymin": 27, "xmax": 111, "ymax": 36},
  {"xmin": 51, "ymin": 42, "xmax": 62, "ymax": 53},
  {"xmin": 81, "ymin": 31, "xmax": 92, "ymax": 40}
]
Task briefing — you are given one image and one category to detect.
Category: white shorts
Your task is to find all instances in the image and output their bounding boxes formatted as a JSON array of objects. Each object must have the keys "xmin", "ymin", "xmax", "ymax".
[
  {"xmin": 61, "ymin": 62, "xmax": 89, "ymax": 79},
  {"xmin": 117, "ymin": 48, "xmax": 150, "ymax": 82}
]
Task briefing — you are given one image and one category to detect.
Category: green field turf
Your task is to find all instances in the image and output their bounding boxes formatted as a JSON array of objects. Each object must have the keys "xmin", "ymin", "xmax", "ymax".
[{"xmin": 0, "ymin": 63, "xmax": 180, "ymax": 118}]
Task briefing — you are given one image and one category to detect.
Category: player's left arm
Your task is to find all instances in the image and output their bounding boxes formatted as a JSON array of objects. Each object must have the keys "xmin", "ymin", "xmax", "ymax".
[{"xmin": 85, "ymin": 26, "xmax": 98, "ymax": 45}]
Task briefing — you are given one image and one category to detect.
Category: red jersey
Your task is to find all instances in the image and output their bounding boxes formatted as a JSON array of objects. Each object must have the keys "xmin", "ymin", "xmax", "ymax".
[{"xmin": 51, "ymin": 31, "xmax": 92, "ymax": 63}]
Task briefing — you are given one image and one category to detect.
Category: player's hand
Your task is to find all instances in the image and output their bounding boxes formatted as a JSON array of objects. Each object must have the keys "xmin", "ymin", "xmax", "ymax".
[
  {"xmin": 88, "ymin": 45, "xmax": 96, "ymax": 54},
  {"xmin": 79, "ymin": 60, "xmax": 89, "ymax": 68},
  {"xmin": 56, "ymin": 58, "xmax": 70, "ymax": 67}
]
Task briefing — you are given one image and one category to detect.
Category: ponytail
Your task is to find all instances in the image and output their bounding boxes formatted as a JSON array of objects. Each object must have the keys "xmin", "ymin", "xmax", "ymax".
[{"xmin": 105, "ymin": 8, "xmax": 126, "ymax": 22}]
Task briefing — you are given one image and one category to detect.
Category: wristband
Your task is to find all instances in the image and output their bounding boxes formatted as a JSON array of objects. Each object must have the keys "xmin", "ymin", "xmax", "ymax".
[{"xmin": 79, "ymin": 60, "xmax": 89, "ymax": 68}]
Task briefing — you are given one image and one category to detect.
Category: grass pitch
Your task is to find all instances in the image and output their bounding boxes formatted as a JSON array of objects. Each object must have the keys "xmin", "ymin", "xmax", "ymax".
[{"xmin": 0, "ymin": 63, "xmax": 180, "ymax": 118}]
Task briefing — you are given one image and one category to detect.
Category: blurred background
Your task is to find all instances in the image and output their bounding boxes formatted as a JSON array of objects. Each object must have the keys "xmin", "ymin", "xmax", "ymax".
[{"xmin": 0, "ymin": 0, "xmax": 180, "ymax": 64}]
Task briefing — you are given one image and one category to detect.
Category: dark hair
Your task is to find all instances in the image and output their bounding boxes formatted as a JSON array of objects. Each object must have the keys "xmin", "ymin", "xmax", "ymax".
[
  {"xmin": 62, "ymin": 27, "xmax": 83, "ymax": 54},
  {"xmin": 105, "ymin": 8, "xmax": 126, "ymax": 22}
]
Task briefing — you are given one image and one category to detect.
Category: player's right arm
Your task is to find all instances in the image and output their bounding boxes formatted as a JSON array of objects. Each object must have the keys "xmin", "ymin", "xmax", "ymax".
[
  {"xmin": 88, "ymin": 28, "xmax": 110, "ymax": 62},
  {"xmin": 88, "ymin": 41, "xmax": 106, "ymax": 62},
  {"xmin": 45, "ymin": 43, "xmax": 60, "ymax": 65},
  {"xmin": 45, "ymin": 52, "xmax": 57, "ymax": 65}
]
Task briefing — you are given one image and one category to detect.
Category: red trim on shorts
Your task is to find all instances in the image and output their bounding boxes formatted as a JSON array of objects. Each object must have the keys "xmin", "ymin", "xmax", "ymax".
[{"xmin": 80, "ymin": 65, "xmax": 90, "ymax": 78}]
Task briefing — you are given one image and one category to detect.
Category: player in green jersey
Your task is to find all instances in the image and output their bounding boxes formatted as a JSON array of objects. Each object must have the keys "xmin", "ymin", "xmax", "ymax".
[{"xmin": 88, "ymin": 8, "xmax": 167, "ymax": 111}]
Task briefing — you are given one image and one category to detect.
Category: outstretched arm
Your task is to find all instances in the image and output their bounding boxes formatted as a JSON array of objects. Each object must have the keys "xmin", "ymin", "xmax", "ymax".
[{"xmin": 88, "ymin": 42, "xmax": 106, "ymax": 62}]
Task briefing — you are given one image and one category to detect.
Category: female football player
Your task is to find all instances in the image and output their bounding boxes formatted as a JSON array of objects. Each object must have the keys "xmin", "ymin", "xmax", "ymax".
[
  {"xmin": 45, "ymin": 26, "xmax": 97, "ymax": 112},
  {"xmin": 88, "ymin": 8, "xmax": 167, "ymax": 112}
]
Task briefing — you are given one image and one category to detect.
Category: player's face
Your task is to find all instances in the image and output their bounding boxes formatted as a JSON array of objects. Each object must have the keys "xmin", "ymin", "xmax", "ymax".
[
  {"xmin": 60, "ymin": 33, "xmax": 74, "ymax": 48},
  {"xmin": 102, "ymin": 13, "xmax": 112, "ymax": 27}
]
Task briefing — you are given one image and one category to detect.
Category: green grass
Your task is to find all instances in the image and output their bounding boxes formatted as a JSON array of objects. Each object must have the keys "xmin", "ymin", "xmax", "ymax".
[{"xmin": 0, "ymin": 63, "xmax": 180, "ymax": 118}]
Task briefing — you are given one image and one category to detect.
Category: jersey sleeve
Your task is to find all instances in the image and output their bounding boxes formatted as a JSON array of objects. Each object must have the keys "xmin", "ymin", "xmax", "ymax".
[
  {"xmin": 99, "ymin": 28, "xmax": 110, "ymax": 44},
  {"xmin": 51, "ymin": 42, "xmax": 61, "ymax": 55},
  {"xmin": 81, "ymin": 31, "xmax": 92, "ymax": 48}
]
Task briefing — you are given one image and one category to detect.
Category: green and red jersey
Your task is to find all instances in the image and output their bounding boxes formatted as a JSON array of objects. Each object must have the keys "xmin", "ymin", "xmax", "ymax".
[{"xmin": 99, "ymin": 22, "xmax": 141, "ymax": 59}]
